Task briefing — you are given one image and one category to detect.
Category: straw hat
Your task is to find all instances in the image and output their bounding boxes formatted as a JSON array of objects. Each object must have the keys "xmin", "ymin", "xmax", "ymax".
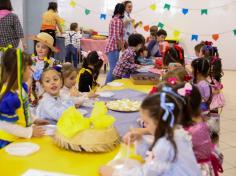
[
  {"xmin": 54, "ymin": 127, "xmax": 121, "ymax": 152},
  {"xmin": 28, "ymin": 32, "xmax": 58, "ymax": 52}
]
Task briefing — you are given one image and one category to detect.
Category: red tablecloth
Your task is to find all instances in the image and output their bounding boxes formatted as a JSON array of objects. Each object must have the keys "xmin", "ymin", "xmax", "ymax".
[{"xmin": 80, "ymin": 38, "xmax": 108, "ymax": 64}]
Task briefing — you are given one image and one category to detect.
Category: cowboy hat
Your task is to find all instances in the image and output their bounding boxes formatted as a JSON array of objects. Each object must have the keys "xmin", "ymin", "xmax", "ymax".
[{"xmin": 28, "ymin": 32, "xmax": 58, "ymax": 52}]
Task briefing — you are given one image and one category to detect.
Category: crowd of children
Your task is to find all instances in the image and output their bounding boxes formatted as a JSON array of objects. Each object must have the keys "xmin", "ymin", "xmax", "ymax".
[{"xmin": 0, "ymin": 1, "xmax": 226, "ymax": 176}]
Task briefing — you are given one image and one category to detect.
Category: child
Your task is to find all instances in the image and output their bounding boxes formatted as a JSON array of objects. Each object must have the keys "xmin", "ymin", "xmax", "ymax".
[
  {"xmin": 191, "ymin": 58, "xmax": 211, "ymax": 113},
  {"xmin": 29, "ymin": 32, "xmax": 58, "ymax": 107},
  {"xmin": 113, "ymin": 33, "xmax": 144, "ymax": 79},
  {"xmin": 64, "ymin": 22, "xmax": 81, "ymax": 68},
  {"xmin": 78, "ymin": 51, "xmax": 103, "ymax": 92},
  {"xmin": 61, "ymin": 63, "xmax": 88, "ymax": 107},
  {"xmin": 0, "ymin": 48, "xmax": 45, "ymax": 149},
  {"xmin": 36, "ymin": 68, "xmax": 74, "ymax": 124},
  {"xmin": 194, "ymin": 42, "xmax": 205, "ymax": 57},
  {"xmin": 147, "ymin": 29, "xmax": 167, "ymax": 57},
  {"xmin": 146, "ymin": 25, "xmax": 158, "ymax": 43},
  {"xmin": 163, "ymin": 44, "xmax": 185, "ymax": 67},
  {"xmin": 136, "ymin": 46, "xmax": 153, "ymax": 65},
  {"xmin": 174, "ymin": 83, "xmax": 221, "ymax": 175},
  {"xmin": 100, "ymin": 89, "xmax": 201, "ymax": 176}
]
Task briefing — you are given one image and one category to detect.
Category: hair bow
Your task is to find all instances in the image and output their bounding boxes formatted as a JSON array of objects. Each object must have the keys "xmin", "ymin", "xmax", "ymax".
[
  {"xmin": 177, "ymin": 83, "xmax": 192, "ymax": 96},
  {"xmin": 33, "ymin": 69, "xmax": 43, "ymax": 81},
  {"xmin": 162, "ymin": 86, "xmax": 186, "ymax": 104},
  {"xmin": 204, "ymin": 41, "xmax": 213, "ymax": 46},
  {"xmin": 167, "ymin": 77, "xmax": 177, "ymax": 85},
  {"xmin": 81, "ymin": 50, "xmax": 104, "ymax": 61},
  {"xmin": 160, "ymin": 92, "xmax": 175, "ymax": 127},
  {"xmin": 174, "ymin": 44, "xmax": 183, "ymax": 60},
  {"xmin": 184, "ymin": 74, "xmax": 192, "ymax": 82}
]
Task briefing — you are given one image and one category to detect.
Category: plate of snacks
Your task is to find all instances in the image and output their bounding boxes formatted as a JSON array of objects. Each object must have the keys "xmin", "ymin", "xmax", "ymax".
[{"xmin": 106, "ymin": 99, "xmax": 141, "ymax": 112}]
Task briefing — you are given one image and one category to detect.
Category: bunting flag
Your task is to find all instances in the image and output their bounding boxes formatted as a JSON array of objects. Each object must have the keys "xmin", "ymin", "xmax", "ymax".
[
  {"xmin": 232, "ymin": 29, "xmax": 236, "ymax": 36},
  {"xmin": 164, "ymin": 3, "xmax": 171, "ymax": 10},
  {"xmin": 212, "ymin": 34, "xmax": 219, "ymax": 41},
  {"xmin": 201, "ymin": 9, "xmax": 208, "ymax": 15},
  {"xmin": 182, "ymin": 8, "xmax": 189, "ymax": 15},
  {"xmin": 69, "ymin": 0, "xmax": 77, "ymax": 8},
  {"xmin": 157, "ymin": 22, "xmax": 164, "ymax": 29},
  {"xmin": 191, "ymin": 35, "xmax": 199, "ymax": 41},
  {"xmin": 143, "ymin": 25, "xmax": 150, "ymax": 32},
  {"xmin": 149, "ymin": 4, "xmax": 157, "ymax": 11},
  {"xmin": 173, "ymin": 30, "xmax": 181, "ymax": 38},
  {"xmin": 85, "ymin": 9, "xmax": 91, "ymax": 15},
  {"xmin": 100, "ymin": 14, "xmax": 107, "ymax": 20}
]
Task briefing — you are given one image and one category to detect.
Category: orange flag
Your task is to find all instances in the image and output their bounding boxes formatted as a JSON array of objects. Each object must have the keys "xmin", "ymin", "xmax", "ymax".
[
  {"xmin": 143, "ymin": 25, "xmax": 150, "ymax": 32},
  {"xmin": 212, "ymin": 34, "xmax": 219, "ymax": 41}
]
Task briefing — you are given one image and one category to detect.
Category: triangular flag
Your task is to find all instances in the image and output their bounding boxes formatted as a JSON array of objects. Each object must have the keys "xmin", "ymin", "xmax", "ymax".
[
  {"xmin": 182, "ymin": 8, "xmax": 189, "ymax": 15},
  {"xmin": 100, "ymin": 13, "xmax": 107, "ymax": 20},
  {"xmin": 139, "ymin": 21, "xmax": 143, "ymax": 28},
  {"xmin": 201, "ymin": 9, "xmax": 208, "ymax": 15},
  {"xmin": 143, "ymin": 25, "xmax": 150, "ymax": 32},
  {"xmin": 150, "ymin": 4, "xmax": 157, "ymax": 11},
  {"xmin": 173, "ymin": 30, "xmax": 180, "ymax": 38},
  {"xmin": 69, "ymin": 0, "xmax": 76, "ymax": 7},
  {"xmin": 191, "ymin": 34, "xmax": 199, "ymax": 41},
  {"xmin": 233, "ymin": 29, "xmax": 236, "ymax": 36},
  {"xmin": 157, "ymin": 22, "xmax": 164, "ymax": 29},
  {"xmin": 85, "ymin": 9, "xmax": 91, "ymax": 15},
  {"xmin": 164, "ymin": 3, "xmax": 171, "ymax": 10},
  {"xmin": 212, "ymin": 34, "xmax": 219, "ymax": 41}
]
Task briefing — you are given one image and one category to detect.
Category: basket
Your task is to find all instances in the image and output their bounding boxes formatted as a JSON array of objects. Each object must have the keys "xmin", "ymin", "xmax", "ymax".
[
  {"xmin": 54, "ymin": 127, "xmax": 121, "ymax": 152},
  {"xmin": 130, "ymin": 73, "xmax": 160, "ymax": 85}
]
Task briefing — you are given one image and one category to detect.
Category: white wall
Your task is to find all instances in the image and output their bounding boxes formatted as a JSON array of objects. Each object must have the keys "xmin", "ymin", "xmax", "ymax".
[
  {"xmin": 11, "ymin": 0, "xmax": 24, "ymax": 25},
  {"xmin": 58, "ymin": 0, "xmax": 236, "ymax": 70}
]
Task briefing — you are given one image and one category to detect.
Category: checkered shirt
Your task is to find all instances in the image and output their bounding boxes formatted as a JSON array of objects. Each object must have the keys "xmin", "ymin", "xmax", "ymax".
[
  {"xmin": 113, "ymin": 47, "xmax": 137, "ymax": 78},
  {"xmin": 0, "ymin": 13, "xmax": 24, "ymax": 48},
  {"xmin": 105, "ymin": 15, "xmax": 124, "ymax": 53}
]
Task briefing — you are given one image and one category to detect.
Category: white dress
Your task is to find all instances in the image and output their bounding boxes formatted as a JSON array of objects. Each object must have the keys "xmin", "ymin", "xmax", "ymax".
[{"xmin": 113, "ymin": 128, "xmax": 202, "ymax": 176}]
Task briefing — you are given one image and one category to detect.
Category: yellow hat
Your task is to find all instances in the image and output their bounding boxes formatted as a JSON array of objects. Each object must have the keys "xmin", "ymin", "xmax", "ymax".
[{"xmin": 28, "ymin": 32, "xmax": 58, "ymax": 52}]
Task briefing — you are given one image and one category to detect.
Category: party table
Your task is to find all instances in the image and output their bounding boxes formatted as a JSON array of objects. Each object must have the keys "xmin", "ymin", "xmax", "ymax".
[
  {"xmin": 80, "ymin": 38, "xmax": 108, "ymax": 64},
  {"xmin": 0, "ymin": 79, "xmax": 152, "ymax": 176}
]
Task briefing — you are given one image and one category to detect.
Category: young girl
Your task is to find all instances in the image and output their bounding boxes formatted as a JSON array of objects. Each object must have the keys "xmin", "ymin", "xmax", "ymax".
[
  {"xmin": 100, "ymin": 89, "xmax": 201, "ymax": 176},
  {"xmin": 29, "ymin": 32, "xmax": 58, "ymax": 106},
  {"xmin": 191, "ymin": 58, "xmax": 211, "ymax": 113},
  {"xmin": 36, "ymin": 68, "xmax": 74, "ymax": 124},
  {"xmin": 173, "ymin": 83, "xmax": 221, "ymax": 176},
  {"xmin": 0, "ymin": 48, "xmax": 45, "ymax": 148},
  {"xmin": 136, "ymin": 46, "xmax": 153, "ymax": 65},
  {"xmin": 78, "ymin": 51, "xmax": 103, "ymax": 92},
  {"xmin": 163, "ymin": 44, "xmax": 185, "ymax": 67}
]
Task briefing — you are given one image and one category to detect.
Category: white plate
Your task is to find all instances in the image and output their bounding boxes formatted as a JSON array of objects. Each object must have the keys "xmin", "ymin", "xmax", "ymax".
[
  {"xmin": 96, "ymin": 91, "xmax": 114, "ymax": 98},
  {"xmin": 5, "ymin": 142, "xmax": 40, "ymax": 156},
  {"xmin": 107, "ymin": 82, "xmax": 124, "ymax": 87},
  {"xmin": 78, "ymin": 109, "xmax": 88, "ymax": 116},
  {"xmin": 42, "ymin": 125, "xmax": 56, "ymax": 136}
]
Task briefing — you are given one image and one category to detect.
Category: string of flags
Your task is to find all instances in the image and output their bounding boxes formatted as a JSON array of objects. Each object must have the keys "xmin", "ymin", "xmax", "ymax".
[{"xmin": 66, "ymin": 0, "xmax": 236, "ymax": 41}]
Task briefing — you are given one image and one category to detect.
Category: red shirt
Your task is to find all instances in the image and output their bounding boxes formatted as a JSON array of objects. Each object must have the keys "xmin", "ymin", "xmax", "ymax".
[{"xmin": 105, "ymin": 15, "xmax": 124, "ymax": 53}]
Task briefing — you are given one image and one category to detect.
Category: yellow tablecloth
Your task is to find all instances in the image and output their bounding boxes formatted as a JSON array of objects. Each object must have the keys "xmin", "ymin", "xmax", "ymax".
[{"xmin": 0, "ymin": 79, "xmax": 152, "ymax": 176}]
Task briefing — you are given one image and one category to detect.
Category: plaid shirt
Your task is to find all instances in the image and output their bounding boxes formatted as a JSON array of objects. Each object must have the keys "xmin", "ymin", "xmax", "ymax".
[
  {"xmin": 113, "ymin": 47, "xmax": 137, "ymax": 78},
  {"xmin": 105, "ymin": 15, "xmax": 124, "ymax": 53},
  {"xmin": 0, "ymin": 13, "xmax": 24, "ymax": 48}
]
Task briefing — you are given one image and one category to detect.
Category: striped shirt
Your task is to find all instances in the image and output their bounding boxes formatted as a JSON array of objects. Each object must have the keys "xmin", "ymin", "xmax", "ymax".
[{"xmin": 63, "ymin": 31, "xmax": 81, "ymax": 48}]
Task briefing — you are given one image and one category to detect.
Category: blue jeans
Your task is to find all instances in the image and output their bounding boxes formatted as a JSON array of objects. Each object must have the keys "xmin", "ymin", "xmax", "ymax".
[
  {"xmin": 65, "ymin": 44, "xmax": 78, "ymax": 68},
  {"xmin": 105, "ymin": 50, "xmax": 119, "ymax": 83}
]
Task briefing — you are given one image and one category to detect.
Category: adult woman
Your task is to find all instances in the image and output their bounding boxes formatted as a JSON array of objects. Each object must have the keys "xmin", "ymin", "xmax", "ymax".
[
  {"xmin": 105, "ymin": 3, "xmax": 125, "ymax": 83},
  {"xmin": 40, "ymin": 2, "xmax": 63, "ymax": 45},
  {"xmin": 0, "ymin": 0, "xmax": 25, "ymax": 49},
  {"xmin": 123, "ymin": 1, "xmax": 142, "ymax": 42}
]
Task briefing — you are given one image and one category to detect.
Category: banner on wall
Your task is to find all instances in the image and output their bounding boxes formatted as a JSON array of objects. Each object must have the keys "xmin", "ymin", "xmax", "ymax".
[{"xmin": 66, "ymin": 0, "xmax": 236, "ymax": 42}]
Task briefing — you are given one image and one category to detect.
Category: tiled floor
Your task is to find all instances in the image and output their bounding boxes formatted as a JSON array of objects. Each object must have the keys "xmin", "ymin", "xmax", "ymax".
[{"xmin": 98, "ymin": 71, "xmax": 236, "ymax": 175}]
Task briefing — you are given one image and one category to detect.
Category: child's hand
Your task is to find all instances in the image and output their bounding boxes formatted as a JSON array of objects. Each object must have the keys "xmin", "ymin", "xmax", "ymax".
[
  {"xmin": 99, "ymin": 166, "xmax": 114, "ymax": 176},
  {"xmin": 34, "ymin": 119, "xmax": 50, "ymax": 126},
  {"xmin": 87, "ymin": 91, "xmax": 99, "ymax": 98},
  {"xmin": 70, "ymin": 87, "xmax": 80, "ymax": 97},
  {"xmin": 123, "ymin": 129, "xmax": 142, "ymax": 145},
  {"xmin": 32, "ymin": 125, "xmax": 45, "ymax": 137}
]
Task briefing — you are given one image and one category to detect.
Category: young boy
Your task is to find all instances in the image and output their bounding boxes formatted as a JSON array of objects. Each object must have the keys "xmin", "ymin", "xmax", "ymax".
[
  {"xmin": 146, "ymin": 25, "xmax": 158, "ymax": 43},
  {"xmin": 194, "ymin": 43, "xmax": 205, "ymax": 57},
  {"xmin": 64, "ymin": 23, "xmax": 82, "ymax": 68},
  {"xmin": 113, "ymin": 33, "xmax": 144, "ymax": 79},
  {"xmin": 147, "ymin": 29, "xmax": 167, "ymax": 57}
]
